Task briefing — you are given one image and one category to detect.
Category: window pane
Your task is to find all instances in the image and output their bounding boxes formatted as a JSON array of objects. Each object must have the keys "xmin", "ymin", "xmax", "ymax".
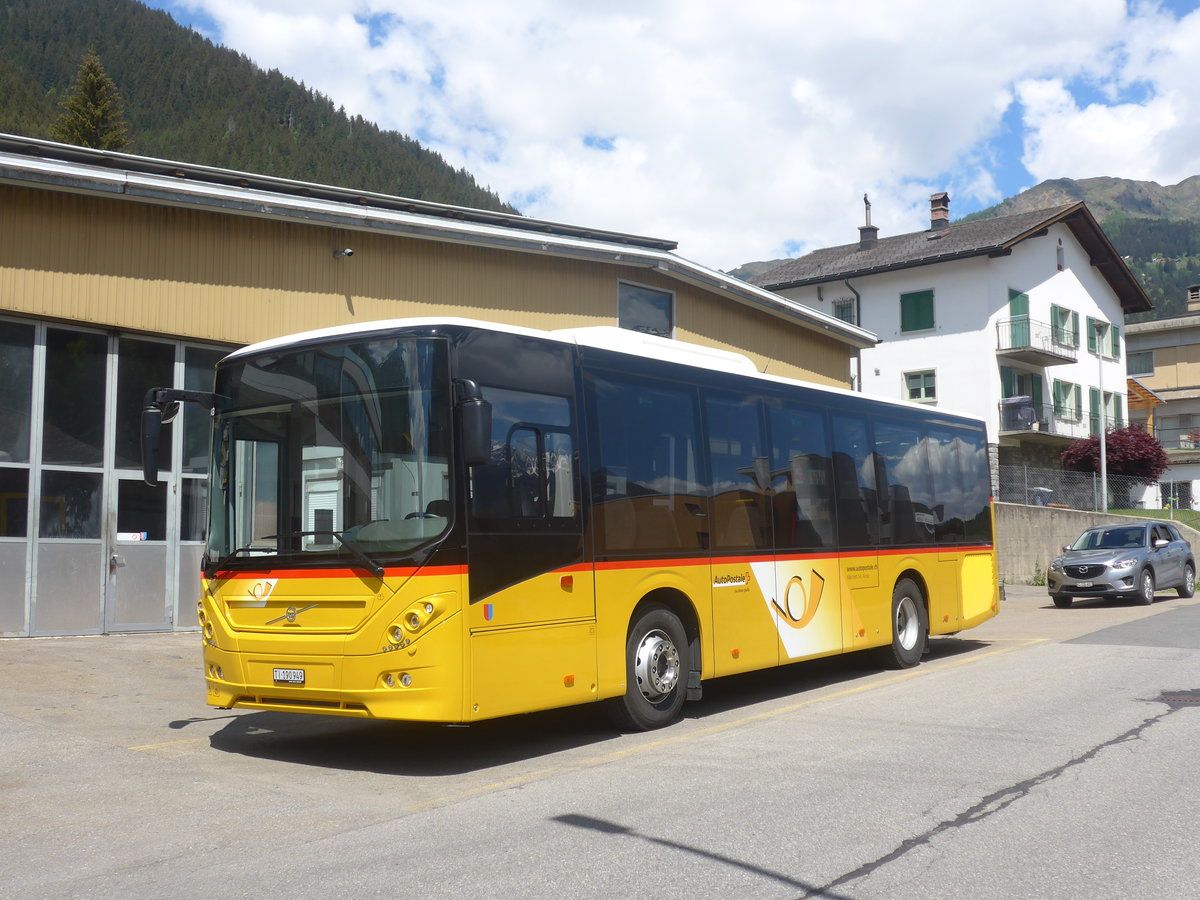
[
  {"xmin": 183, "ymin": 348, "xmax": 226, "ymax": 473},
  {"xmin": 830, "ymin": 414, "xmax": 879, "ymax": 547},
  {"xmin": 0, "ymin": 321, "xmax": 34, "ymax": 463},
  {"xmin": 767, "ymin": 404, "xmax": 833, "ymax": 550},
  {"xmin": 40, "ymin": 470, "xmax": 103, "ymax": 538},
  {"xmin": 180, "ymin": 478, "xmax": 208, "ymax": 542},
  {"xmin": 589, "ymin": 373, "xmax": 704, "ymax": 554},
  {"xmin": 0, "ymin": 467, "xmax": 29, "ymax": 537},
  {"xmin": 116, "ymin": 339, "xmax": 176, "ymax": 469},
  {"xmin": 117, "ymin": 479, "xmax": 167, "ymax": 541},
  {"xmin": 618, "ymin": 283, "xmax": 673, "ymax": 337},
  {"xmin": 875, "ymin": 420, "xmax": 933, "ymax": 545},
  {"xmin": 43, "ymin": 329, "xmax": 107, "ymax": 466},
  {"xmin": 926, "ymin": 429, "xmax": 966, "ymax": 543},
  {"xmin": 705, "ymin": 393, "xmax": 770, "ymax": 551}
]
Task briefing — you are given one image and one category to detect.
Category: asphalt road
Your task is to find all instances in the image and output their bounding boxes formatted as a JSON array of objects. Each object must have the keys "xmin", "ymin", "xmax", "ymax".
[{"xmin": 3, "ymin": 584, "xmax": 1199, "ymax": 899}]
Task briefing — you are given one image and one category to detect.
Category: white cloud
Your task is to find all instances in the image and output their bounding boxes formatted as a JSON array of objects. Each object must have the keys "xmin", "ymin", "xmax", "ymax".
[{"xmin": 160, "ymin": 0, "xmax": 1197, "ymax": 270}]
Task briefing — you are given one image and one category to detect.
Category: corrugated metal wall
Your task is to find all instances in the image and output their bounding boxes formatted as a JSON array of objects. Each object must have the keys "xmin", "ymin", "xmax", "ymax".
[{"xmin": 0, "ymin": 184, "xmax": 852, "ymax": 386}]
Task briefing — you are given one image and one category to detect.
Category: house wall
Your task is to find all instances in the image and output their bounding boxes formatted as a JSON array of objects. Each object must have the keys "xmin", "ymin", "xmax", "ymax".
[
  {"xmin": 0, "ymin": 184, "xmax": 849, "ymax": 386},
  {"xmin": 776, "ymin": 223, "xmax": 1128, "ymax": 449}
]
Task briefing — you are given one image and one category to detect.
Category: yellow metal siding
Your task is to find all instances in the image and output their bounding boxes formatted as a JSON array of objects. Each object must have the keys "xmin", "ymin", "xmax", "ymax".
[{"xmin": 0, "ymin": 184, "xmax": 852, "ymax": 385}]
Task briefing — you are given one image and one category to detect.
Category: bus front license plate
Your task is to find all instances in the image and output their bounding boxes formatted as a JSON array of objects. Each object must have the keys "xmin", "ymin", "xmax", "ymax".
[{"xmin": 273, "ymin": 668, "xmax": 305, "ymax": 685}]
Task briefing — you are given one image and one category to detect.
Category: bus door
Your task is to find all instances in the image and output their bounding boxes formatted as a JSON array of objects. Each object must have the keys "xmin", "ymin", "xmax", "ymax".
[
  {"xmin": 830, "ymin": 414, "xmax": 882, "ymax": 649},
  {"xmin": 705, "ymin": 392, "xmax": 778, "ymax": 676},
  {"xmin": 766, "ymin": 403, "xmax": 841, "ymax": 663},
  {"xmin": 465, "ymin": 386, "xmax": 594, "ymax": 719}
]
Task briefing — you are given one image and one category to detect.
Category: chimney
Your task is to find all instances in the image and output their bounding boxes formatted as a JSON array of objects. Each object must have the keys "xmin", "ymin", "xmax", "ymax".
[
  {"xmin": 858, "ymin": 192, "xmax": 878, "ymax": 250},
  {"xmin": 930, "ymin": 192, "xmax": 950, "ymax": 230}
]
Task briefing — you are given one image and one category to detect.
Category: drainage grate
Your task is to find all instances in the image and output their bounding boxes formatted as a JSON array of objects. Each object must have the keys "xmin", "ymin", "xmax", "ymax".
[{"xmin": 1150, "ymin": 690, "xmax": 1200, "ymax": 708}]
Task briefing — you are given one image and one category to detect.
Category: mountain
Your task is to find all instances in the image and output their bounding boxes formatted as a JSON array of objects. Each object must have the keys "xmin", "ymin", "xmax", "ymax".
[
  {"xmin": 731, "ymin": 176, "xmax": 1200, "ymax": 321},
  {"xmin": 0, "ymin": 0, "xmax": 515, "ymax": 213}
]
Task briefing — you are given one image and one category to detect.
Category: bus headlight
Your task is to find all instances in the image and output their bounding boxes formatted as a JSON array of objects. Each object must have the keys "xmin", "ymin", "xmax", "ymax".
[
  {"xmin": 406, "ymin": 611, "xmax": 422, "ymax": 631},
  {"xmin": 388, "ymin": 624, "xmax": 405, "ymax": 644}
]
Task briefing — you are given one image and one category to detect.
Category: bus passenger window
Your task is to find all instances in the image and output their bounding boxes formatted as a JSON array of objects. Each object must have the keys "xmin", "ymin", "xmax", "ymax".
[
  {"xmin": 874, "ymin": 419, "xmax": 934, "ymax": 546},
  {"xmin": 705, "ymin": 392, "xmax": 771, "ymax": 552},
  {"xmin": 767, "ymin": 404, "xmax": 834, "ymax": 551},
  {"xmin": 588, "ymin": 374, "xmax": 705, "ymax": 555}
]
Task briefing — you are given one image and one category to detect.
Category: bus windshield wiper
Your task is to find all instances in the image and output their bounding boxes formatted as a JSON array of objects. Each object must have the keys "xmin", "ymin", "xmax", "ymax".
[
  {"xmin": 203, "ymin": 545, "xmax": 268, "ymax": 578},
  {"xmin": 267, "ymin": 531, "xmax": 386, "ymax": 579}
]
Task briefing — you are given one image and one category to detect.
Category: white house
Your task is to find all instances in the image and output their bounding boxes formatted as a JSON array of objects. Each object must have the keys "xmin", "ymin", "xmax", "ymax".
[{"xmin": 752, "ymin": 195, "xmax": 1151, "ymax": 474}]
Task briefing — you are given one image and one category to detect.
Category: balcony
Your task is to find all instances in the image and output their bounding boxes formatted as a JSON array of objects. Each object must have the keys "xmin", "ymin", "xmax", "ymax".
[
  {"xmin": 997, "ymin": 397, "xmax": 1090, "ymax": 443},
  {"xmin": 995, "ymin": 318, "xmax": 1077, "ymax": 366}
]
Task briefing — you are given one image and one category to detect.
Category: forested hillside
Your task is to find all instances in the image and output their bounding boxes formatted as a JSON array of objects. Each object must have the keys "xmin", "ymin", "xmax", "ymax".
[{"xmin": 0, "ymin": 0, "xmax": 515, "ymax": 212}]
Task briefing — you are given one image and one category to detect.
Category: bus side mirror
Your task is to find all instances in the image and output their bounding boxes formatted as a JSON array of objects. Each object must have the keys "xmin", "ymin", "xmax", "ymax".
[
  {"xmin": 141, "ymin": 402, "xmax": 164, "ymax": 486},
  {"xmin": 456, "ymin": 379, "xmax": 492, "ymax": 467}
]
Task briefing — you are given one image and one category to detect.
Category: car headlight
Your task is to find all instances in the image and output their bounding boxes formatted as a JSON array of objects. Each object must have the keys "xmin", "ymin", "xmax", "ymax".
[
  {"xmin": 1110, "ymin": 557, "xmax": 1137, "ymax": 571},
  {"xmin": 1048, "ymin": 559, "xmax": 1063, "ymax": 572}
]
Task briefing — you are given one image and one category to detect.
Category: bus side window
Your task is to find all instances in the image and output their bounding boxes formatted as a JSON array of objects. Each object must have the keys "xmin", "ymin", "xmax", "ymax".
[
  {"xmin": 588, "ymin": 373, "xmax": 705, "ymax": 555},
  {"xmin": 926, "ymin": 428, "xmax": 966, "ymax": 543},
  {"xmin": 765, "ymin": 403, "xmax": 833, "ymax": 551},
  {"xmin": 830, "ymin": 414, "xmax": 878, "ymax": 548},
  {"xmin": 874, "ymin": 419, "xmax": 933, "ymax": 546},
  {"xmin": 704, "ymin": 392, "xmax": 771, "ymax": 552}
]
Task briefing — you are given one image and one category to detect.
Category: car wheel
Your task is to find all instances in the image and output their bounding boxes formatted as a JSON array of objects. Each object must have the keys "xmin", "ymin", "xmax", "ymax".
[
  {"xmin": 1052, "ymin": 594, "xmax": 1072, "ymax": 609},
  {"xmin": 1178, "ymin": 565, "xmax": 1195, "ymax": 599},
  {"xmin": 1136, "ymin": 569, "xmax": 1155, "ymax": 606}
]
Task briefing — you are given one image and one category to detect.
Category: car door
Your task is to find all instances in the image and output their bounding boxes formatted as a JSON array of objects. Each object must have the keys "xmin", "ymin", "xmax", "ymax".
[{"xmin": 1152, "ymin": 525, "xmax": 1181, "ymax": 587}]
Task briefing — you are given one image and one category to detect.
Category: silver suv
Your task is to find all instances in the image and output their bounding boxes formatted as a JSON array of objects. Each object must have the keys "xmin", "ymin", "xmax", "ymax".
[{"xmin": 1047, "ymin": 521, "xmax": 1195, "ymax": 608}]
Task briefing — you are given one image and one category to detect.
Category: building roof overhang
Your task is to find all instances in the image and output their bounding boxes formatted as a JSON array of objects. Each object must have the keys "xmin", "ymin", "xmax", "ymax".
[{"xmin": 0, "ymin": 133, "xmax": 877, "ymax": 351}]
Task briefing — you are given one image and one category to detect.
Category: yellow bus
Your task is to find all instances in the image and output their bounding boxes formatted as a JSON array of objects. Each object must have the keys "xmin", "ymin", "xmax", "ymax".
[{"xmin": 142, "ymin": 318, "xmax": 999, "ymax": 730}]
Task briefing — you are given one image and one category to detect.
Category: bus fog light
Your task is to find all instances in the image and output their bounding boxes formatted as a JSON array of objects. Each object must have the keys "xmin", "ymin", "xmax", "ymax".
[
  {"xmin": 400, "ymin": 673, "xmax": 412, "ymax": 687},
  {"xmin": 384, "ymin": 674, "xmax": 395, "ymax": 687},
  {"xmin": 423, "ymin": 602, "xmax": 434, "ymax": 614}
]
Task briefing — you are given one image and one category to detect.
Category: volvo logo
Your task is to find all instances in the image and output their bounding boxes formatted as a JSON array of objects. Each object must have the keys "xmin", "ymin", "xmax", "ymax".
[{"xmin": 266, "ymin": 603, "xmax": 319, "ymax": 625}]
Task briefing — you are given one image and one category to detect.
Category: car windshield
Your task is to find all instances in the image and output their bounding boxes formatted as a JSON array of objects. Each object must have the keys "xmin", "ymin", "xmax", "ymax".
[
  {"xmin": 1071, "ymin": 526, "xmax": 1147, "ymax": 551},
  {"xmin": 205, "ymin": 336, "xmax": 452, "ymax": 571}
]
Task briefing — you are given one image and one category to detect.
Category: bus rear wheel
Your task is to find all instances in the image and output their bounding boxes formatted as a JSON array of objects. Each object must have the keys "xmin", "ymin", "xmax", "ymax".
[
  {"xmin": 610, "ymin": 604, "xmax": 690, "ymax": 731},
  {"xmin": 880, "ymin": 579, "xmax": 927, "ymax": 669}
]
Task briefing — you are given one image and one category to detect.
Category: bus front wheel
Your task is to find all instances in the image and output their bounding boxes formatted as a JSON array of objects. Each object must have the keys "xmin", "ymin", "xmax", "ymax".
[
  {"xmin": 611, "ymin": 604, "xmax": 690, "ymax": 731},
  {"xmin": 880, "ymin": 579, "xmax": 927, "ymax": 669}
]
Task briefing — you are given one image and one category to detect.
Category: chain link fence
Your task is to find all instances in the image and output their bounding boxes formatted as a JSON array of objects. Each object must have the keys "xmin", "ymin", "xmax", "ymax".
[{"xmin": 997, "ymin": 464, "xmax": 1180, "ymax": 514}]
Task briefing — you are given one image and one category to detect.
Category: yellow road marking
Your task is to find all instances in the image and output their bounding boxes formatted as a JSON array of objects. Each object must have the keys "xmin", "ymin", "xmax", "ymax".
[{"xmin": 128, "ymin": 738, "xmax": 205, "ymax": 752}]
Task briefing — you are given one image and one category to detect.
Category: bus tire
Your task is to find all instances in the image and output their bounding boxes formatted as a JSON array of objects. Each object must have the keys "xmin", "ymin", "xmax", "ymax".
[
  {"xmin": 879, "ymin": 578, "xmax": 927, "ymax": 669},
  {"xmin": 610, "ymin": 604, "xmax": 690, "ymax": 731}
]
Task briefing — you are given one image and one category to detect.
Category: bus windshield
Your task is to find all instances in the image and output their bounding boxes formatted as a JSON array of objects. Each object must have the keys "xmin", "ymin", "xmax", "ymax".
[{"xmin": 206, "ymin": 336, "xmax": 452, "ymax": 572}]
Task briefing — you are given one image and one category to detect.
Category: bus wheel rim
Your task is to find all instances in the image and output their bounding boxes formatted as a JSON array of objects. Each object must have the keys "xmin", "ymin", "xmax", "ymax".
[
  {"xmin": 635, "ymin": 629, "xmax": 680, "ymax": 701},
  {"xmin": 896, "ymin": 596, "xmax": 919, "ymax": 650}
]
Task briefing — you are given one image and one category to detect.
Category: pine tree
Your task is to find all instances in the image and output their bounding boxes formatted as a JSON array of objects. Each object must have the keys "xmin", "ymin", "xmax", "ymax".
[{"xmin": 49, "ymin": 51, "xmax": 131, "ymax": 150}]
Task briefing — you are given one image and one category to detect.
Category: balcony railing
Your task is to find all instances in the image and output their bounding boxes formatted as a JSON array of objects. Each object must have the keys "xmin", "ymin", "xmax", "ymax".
[
  {"xmin": 997, "ymin": 397, "xmax": 1090, "ymax": 440},
  {"xmin": 995, "ymin": 317, "xmax": 1077, "ymax": 366}
]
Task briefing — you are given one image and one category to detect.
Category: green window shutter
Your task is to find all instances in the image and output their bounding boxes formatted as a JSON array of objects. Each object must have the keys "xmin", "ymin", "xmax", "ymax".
[
  {"xmin": 1110, "ymin": 325, "xmax": 1121, "ymax": 359},
  {"xmin": 900, "ymin": 290, "xmax": 934, "ymax": 332},
  {"xmin": 1090, "ymin": 387, "xmax": 1100, "ymax": 435},
  {"xmin": 1070, "ymin": 311, "xmax": 1079, "ymax": 348},
  {"xmin": 1086, "ymin": 317, "xmax": 1098, "ymax": 353},
  {"xmin": 1000, "ymin": 366, "xmax": 1016, "ymax": 398},
  {"xmin": 1031, "ymin": 376, "xmax": 1044, "ymax": 416},
  {"xmin": 1053, "ymin": 380, "xmax": 1065, "ymax": 416}
]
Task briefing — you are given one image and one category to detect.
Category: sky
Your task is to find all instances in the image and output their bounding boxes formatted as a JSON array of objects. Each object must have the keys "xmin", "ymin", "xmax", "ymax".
[{"xmin": 140, "ymin": 0, "xmax": 1200, "ymax": 272}]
